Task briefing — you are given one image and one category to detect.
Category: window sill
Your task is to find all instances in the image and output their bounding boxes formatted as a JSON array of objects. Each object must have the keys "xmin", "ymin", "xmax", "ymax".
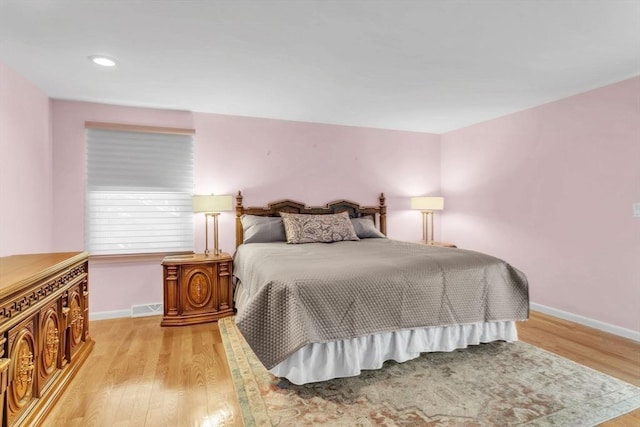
[{"xmin": 89, "ymin": 251, "xmax": 194, "ymax": 264}]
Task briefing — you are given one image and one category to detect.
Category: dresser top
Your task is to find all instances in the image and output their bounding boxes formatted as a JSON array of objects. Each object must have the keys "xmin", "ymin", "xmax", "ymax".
[{"xmin": 0, "ymin": 251, "xmax": 88, "ymax": 296}]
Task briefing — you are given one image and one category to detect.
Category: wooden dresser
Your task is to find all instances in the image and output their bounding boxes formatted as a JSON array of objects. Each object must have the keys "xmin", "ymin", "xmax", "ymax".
[
  {"xmin": 0, "ymin": 252, "xmax": 94, "ymax": 426},
  {"xmin": 161, "ymin": 253, "xmax": 234, "ymax": 326}
]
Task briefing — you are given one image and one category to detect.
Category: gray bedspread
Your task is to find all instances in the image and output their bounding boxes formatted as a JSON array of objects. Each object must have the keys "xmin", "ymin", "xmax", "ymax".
[{"xmin": 233, "ymin": 239, "xmax": 529, "ymax": 369}]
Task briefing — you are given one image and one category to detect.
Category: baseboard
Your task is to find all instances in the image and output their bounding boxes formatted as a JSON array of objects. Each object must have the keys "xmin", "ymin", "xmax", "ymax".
[
  {"xmin": 89, "ymin": 309, "xmax": 131, "ymax": 321},
  {"xmin": 131, "ymin": 302, "xmax": 163, "ymax": 317},
  {"xmin": 90, "ymin": 303, "xmax": 164, "ymax": 321},
  {"xmin": 530, "ymin": 302, "xmax": 640, "ymax": 342}
]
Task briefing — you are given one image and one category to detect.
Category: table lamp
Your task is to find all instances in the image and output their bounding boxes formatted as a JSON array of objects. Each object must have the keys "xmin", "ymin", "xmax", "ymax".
[
  {"xmin": 410, "ymin": 196, "xmax": 444, "ymax": 243},
  {"xmin": 192, "ymin": 194, "xmax": 233, "ymax": 256}
]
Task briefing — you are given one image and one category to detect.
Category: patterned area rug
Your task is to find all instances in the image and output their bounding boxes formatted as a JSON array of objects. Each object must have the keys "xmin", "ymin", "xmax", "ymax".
[{"xmin": 219, "ymin": 318, "xmax": 640, "ymax": 426}]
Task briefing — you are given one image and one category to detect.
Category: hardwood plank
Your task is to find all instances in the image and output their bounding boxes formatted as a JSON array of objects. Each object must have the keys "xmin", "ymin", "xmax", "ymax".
[
  {"xmin": 43, "ymin": 311, "xmax": 639, "ymax": 426},
  {"xmin": 44, "ymin": 317, "xmax": 242, "ymax": 427}
]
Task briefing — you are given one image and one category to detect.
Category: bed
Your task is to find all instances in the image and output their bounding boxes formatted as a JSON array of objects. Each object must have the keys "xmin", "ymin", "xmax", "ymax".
[{"xmin": 232, "ymin": 192, "xmax": 529, "ymax": 385}]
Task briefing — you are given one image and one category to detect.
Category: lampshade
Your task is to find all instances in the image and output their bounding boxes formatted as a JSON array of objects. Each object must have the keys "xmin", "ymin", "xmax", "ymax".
[
  {"xmin": 192, "ymin": 194, "xmax": 233, "ymax": 213},
  {"xmin": 410, "ymin": 196, "xmax": 444, "ymax": 211}
]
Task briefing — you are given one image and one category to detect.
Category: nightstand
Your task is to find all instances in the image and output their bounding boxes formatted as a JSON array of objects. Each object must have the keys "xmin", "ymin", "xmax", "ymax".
[
  {"xmin": 161, "ymin": 253, "xmax": 234, "ymax": 326},
  {"xmin": 420, "ymin": 241, "xmax": 457, "ymax": 248}
]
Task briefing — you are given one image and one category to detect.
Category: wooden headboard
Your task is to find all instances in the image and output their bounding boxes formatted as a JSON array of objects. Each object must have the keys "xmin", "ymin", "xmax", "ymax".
[{"xmin": 235, "ymin": 191, "xmax": 386, "ymax": 248}]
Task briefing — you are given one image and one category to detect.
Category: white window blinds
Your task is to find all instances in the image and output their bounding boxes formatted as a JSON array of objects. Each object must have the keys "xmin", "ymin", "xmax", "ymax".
[{"xmin": 86, "ymin": 127, "xmax": 195, "ymax": 255}]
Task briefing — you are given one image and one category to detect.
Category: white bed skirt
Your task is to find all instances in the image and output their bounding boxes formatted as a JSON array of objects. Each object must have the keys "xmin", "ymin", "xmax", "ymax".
[{"xmin": 234, "ymin": 283, "xmax": 518, "ymax": 385}]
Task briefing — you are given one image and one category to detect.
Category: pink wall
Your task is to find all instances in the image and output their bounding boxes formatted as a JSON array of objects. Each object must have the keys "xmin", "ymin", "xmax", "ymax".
[
  {"xmin": 0, "ymin": 63, "xmax": 53, "ymax": 256},
  {"xmin": 51, "ymin": 101, "xmax": 440, "ymax": 313},
  {"xmin": 192, "ymin": 113, "xmax": 441, "ymax": 254},
  {"xmin": 441, "ymin": 76, "xmax": 640, "ymax": 332},
  {"xmin": 18, "ymin": 67, "xmax": 637, "ymax": 332}
]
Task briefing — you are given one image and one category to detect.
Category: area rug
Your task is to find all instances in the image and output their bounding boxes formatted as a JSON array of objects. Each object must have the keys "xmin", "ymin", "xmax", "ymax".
[{"xmin": 219, "ymin": 318, "xmax": 640, "ymax": 426}]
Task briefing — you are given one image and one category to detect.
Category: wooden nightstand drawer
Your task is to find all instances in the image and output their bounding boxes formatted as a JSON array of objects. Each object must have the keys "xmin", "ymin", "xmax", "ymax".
[{"xmin": 161, "ymin": 253, "xmax": 234, "ymax": 326}]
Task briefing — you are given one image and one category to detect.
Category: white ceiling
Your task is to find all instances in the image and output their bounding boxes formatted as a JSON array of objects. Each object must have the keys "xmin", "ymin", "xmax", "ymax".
[{"xmin": 1, "ymin": 0, "xmax": 638, "ymax": 133}]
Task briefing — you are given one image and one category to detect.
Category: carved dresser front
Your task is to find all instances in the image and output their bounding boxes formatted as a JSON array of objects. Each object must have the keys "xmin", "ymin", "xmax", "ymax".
[{"xmin": 0, "ymin": 251, "xmax": 93, "ymax": 426}]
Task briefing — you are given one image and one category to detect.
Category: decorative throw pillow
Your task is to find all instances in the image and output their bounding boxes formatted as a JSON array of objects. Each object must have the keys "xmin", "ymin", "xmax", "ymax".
[
  {"xmin": 280, "ymin": 211, "xmax": 360, "ymax": 244},
  {"xmin": 350, "ymin": 216, "xmax": 386, "ymax": 238},
  {"xmin": 241, "ymin": 215, "xmax": 287, "ymax": 244}
]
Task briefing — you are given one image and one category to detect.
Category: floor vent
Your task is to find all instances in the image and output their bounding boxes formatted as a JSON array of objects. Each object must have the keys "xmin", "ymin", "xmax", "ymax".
[{"xmin": 131, "ymin": 303, "xmax": 163, "ymax": 318}]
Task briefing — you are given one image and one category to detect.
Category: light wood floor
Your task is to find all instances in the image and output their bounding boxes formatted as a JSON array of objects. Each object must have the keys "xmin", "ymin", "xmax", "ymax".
[{"xmin": 44, "ymin": 311, "xmax": 639, "ymax": 426}]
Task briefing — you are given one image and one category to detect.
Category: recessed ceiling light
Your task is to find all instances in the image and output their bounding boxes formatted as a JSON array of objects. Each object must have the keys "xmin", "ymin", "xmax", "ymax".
[{"xmin": 89, "ymin": 55, "xmax": 117, "ymax": 67}]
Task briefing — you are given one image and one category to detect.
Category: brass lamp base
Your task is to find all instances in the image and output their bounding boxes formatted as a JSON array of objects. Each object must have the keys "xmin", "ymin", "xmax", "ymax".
[
  {"xmin": 421, "ymin": 210, "xmax": 435, "ymax": 243},
  {"xmin": 204, "ymin": 212, "xmax": 222, "ymax": 257}
]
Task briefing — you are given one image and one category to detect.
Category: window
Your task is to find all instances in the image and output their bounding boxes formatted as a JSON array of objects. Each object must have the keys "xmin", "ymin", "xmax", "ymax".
[{"xmin": 85, "ymin": 123, "xmax": 195, "ymax": 255}]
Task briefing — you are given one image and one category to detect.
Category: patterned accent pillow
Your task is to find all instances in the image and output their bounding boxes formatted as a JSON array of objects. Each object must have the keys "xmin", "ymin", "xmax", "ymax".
[{"xmin": 280, "ymin": 211, "xmax": 360, "ymax": 244}]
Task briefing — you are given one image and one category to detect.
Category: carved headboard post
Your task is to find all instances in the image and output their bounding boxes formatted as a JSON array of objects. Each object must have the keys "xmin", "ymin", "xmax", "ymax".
[
  {"xmin": 235, "ymin": 191, "xmax": 244, "ymax": 249},
  {"xmin": 379, "ymin": 193, "xmax": 387, "ymax": 236}
]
